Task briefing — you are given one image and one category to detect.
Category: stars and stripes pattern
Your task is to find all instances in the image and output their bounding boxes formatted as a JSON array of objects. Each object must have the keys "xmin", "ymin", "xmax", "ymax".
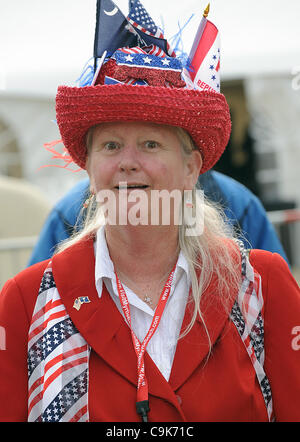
[
  {"xmin": 230, "ymin": 246, "xmax": 274, "ymax": 421},
  {"xmin": 118, "ymin": 44, "xmax": 166, "ymax": 57},
  {"xmin": 127, "ymin": 0, "xmax": 176, "ymax": 57},
  {"xmin": 113, "ymin": 48, "xmax": 182, "ymax": 72},
  {"xmin": 128, "ymin": 0, "xmax": 160, "ymax": 37},
  {"xmin": 27, "ymin": 262, "xmax": 89, "ymax": 422},
  {"xmin": 103, "ymin": 46, "xmax": 184, "ymax": 87}
]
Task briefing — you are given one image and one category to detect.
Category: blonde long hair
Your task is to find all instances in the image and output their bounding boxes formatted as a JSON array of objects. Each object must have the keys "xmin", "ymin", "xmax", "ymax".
[{"xmin": 56, "ymin": 125, "xmax": 242, "ymax": 350}]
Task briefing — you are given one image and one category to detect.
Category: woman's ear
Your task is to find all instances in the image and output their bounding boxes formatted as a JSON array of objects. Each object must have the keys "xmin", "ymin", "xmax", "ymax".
[
  {"xmin": 184, "ymin": 150, "xmax": 203, "ymax": 190},
  {"xmin": 86, "ymin": 170, "xmax": 96, "ymax": 196}
]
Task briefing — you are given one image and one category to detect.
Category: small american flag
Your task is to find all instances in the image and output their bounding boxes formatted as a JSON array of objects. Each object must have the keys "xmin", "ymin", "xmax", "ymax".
[
  {"xmin": 127, "ymin": 0, "xmax": 176, "ymax": 57},
  {"xmin": 27, "ymin": 263, "xmax": 89, "ymax": 422},
  {"xmin": 128, "ymin": 0, "xmax": 163, "ymax": 39}
]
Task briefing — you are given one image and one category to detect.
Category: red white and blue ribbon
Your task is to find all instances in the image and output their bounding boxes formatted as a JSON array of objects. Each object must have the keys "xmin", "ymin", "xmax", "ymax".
[{"xmin": 101, "ymin": 45, "xmax": 186, "ymax": 88}]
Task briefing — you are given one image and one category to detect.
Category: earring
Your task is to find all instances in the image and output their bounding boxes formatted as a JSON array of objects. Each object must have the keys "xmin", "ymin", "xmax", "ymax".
[
  {"xmin": 184, "ymin": 189, "xmax": 194, "ymax": 209},
  {"xmin": 83, "ymin": 194, "xmax": 94, "ymax": 209},
  {"xmin": 185, "ymin": 194, "xmax": 194, "ymax": 209},
  {"xmin": 185, "ymin": 200, "xmax": 194, "ymax": 209}
]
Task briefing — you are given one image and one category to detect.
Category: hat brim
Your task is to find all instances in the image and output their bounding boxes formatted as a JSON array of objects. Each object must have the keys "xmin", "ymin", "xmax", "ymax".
[{"xmin": 55, "ymin": 83, "xmax": 231, "ymax": 174}]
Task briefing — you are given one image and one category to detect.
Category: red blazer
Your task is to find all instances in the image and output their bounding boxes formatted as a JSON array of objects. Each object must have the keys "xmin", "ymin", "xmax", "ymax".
[{"xmin": 0, "ymin": 239, "xmax": 299, "ymax": 422}]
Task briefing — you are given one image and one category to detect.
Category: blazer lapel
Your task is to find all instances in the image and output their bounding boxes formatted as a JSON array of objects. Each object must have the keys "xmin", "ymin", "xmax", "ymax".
[{"xmin": 169, "ymin": 276, "xmax": 237, "ymax": 391}]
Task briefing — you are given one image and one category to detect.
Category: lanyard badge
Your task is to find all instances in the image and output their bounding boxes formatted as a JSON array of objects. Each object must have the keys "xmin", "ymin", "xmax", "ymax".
[{"xmin": 115, "ymin": 263, "xmax": 177, "ymax": 422}]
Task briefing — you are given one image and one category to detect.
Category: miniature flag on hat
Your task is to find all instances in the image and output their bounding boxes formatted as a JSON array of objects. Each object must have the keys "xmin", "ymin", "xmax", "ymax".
[
  {"xmin": 188, "ymin": 3, "xmax": 221, "ymax": 92},
  {"xmin": 94, "ymin": 0, "xmax": 175, "ymax": 68},
  {"xmin": 127, "ymin": 0, "xmax": 176, "ymax": 57}
]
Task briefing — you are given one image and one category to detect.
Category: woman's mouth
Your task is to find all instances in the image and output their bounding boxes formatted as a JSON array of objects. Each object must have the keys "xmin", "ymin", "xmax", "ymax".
[{"xmin": 114, "ymin": 184, "xmax": 149, "ymax": 190}]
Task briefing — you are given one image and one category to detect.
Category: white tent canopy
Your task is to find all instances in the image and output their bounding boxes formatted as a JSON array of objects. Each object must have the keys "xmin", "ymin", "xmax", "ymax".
[{"xmin": 0, "ymin": 0, "xmax": 299, "ymax": 97}]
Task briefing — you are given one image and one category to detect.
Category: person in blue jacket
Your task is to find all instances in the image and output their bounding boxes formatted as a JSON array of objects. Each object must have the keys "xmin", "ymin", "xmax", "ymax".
[{"xmin": 28, "ymin": 171, "xmax": 288, "ymax": 266}]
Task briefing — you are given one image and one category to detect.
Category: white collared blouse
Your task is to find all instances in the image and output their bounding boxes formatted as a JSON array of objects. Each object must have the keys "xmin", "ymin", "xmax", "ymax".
[{"xmin": 94, "ymin": 226, "xmax": 191, "ymax": 381}]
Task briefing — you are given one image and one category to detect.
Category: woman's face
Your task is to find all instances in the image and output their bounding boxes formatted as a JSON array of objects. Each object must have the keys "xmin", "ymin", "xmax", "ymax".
[
  {"xmin": 87, "ymin": 121, "xmax": 201, "ymax": 191},
  {"xmin": 86, "ymin": 121, "xmax": 202, "ymax": 224}
]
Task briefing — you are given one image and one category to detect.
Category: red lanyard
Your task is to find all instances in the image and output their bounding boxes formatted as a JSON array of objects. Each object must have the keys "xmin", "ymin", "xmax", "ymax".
[{"xmin": 115, "ymin": 262, "xmax": 177, "ymax": 421}]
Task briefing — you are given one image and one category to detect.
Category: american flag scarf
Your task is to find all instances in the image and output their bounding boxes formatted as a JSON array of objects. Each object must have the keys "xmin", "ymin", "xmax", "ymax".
[
  {"xmin": 230, "ymin": 247, "xmax": 274, "ymax": 421},
  {"xmin": 27, "ymin": 248, "xmax": 273, "ymax": 421},
  {"xmin": 27, "ymin": 262, "xmax": 89, "ymax": 422}
]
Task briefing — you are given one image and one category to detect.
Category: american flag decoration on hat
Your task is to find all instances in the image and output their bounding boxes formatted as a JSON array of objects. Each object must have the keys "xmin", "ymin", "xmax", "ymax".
[
  {"xmin": 27, "ymin": 263, "xmax": 89, "ymax": 422},
  {"xmin": 93, "ymin": 0, "xmax": 175, "ymax": 68},
  {"xmin": 93, "ymin": 0, "xmax": 140, "ymax": 60},
  {"xmin": 98, "ymin": 47, "xmax": 186, "ymax": 88},
  {"xmin": 187, "ymin": 3, "xmax": 221, "ymax": 92},
  {"xmin": 127, "ymin": 0, "xmax": 176, "ymax": 57}
]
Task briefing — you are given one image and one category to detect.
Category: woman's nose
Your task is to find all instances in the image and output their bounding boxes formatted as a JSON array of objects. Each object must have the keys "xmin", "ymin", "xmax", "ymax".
[{"xmin": 118, "ymin": 145, "xmax": 141, "ymax": 172}]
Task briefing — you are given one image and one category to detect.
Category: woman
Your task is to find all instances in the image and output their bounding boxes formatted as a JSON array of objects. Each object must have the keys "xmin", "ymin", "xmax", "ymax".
[{"xmin": 1, "ymin": 7, "xmax": 300, "ymax": 422}]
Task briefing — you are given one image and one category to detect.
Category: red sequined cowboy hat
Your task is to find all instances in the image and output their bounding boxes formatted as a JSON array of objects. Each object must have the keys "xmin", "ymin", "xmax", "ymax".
[{"xmin": 55, "ymin": 1, "xmax": 231, "ymax": 175}]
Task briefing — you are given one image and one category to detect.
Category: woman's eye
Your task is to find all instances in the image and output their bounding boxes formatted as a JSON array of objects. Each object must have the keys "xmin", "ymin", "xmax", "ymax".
[
  {"xmin": 144, "ymin": 140, "xmax": 160, "ymax": 149},
  {"xmin": 104, "ymin": 141, "xmax": 119, "ymax": 151}
]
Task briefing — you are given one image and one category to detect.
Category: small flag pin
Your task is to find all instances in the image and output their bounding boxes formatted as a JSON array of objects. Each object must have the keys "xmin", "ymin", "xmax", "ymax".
[{"xmin": 73, "ymin": 296, "xmax": 91, "ymax": 311}]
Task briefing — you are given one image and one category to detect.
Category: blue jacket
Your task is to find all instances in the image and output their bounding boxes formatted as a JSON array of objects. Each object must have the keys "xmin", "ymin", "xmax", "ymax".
[{"xmin": 28, "ymin": 171, "xmax": 288, "ymax": 266}]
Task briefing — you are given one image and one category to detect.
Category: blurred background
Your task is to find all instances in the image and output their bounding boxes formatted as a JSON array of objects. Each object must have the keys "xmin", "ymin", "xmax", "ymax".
[{"xmin": 0, "ymin": 0, "xmax": 300, "ymax": 286}]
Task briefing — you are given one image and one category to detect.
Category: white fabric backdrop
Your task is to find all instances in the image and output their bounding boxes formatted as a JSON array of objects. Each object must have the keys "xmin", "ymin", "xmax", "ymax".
[{"xmin": 0, "ymin": 0, "xmax": 299, "ymax": 96}]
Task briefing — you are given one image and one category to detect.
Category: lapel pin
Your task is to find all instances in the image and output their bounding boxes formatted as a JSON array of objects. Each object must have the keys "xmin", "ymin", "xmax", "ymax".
[{"xmin": 73, "ymin": 296, "xmax": 91, "ymax": 311}]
